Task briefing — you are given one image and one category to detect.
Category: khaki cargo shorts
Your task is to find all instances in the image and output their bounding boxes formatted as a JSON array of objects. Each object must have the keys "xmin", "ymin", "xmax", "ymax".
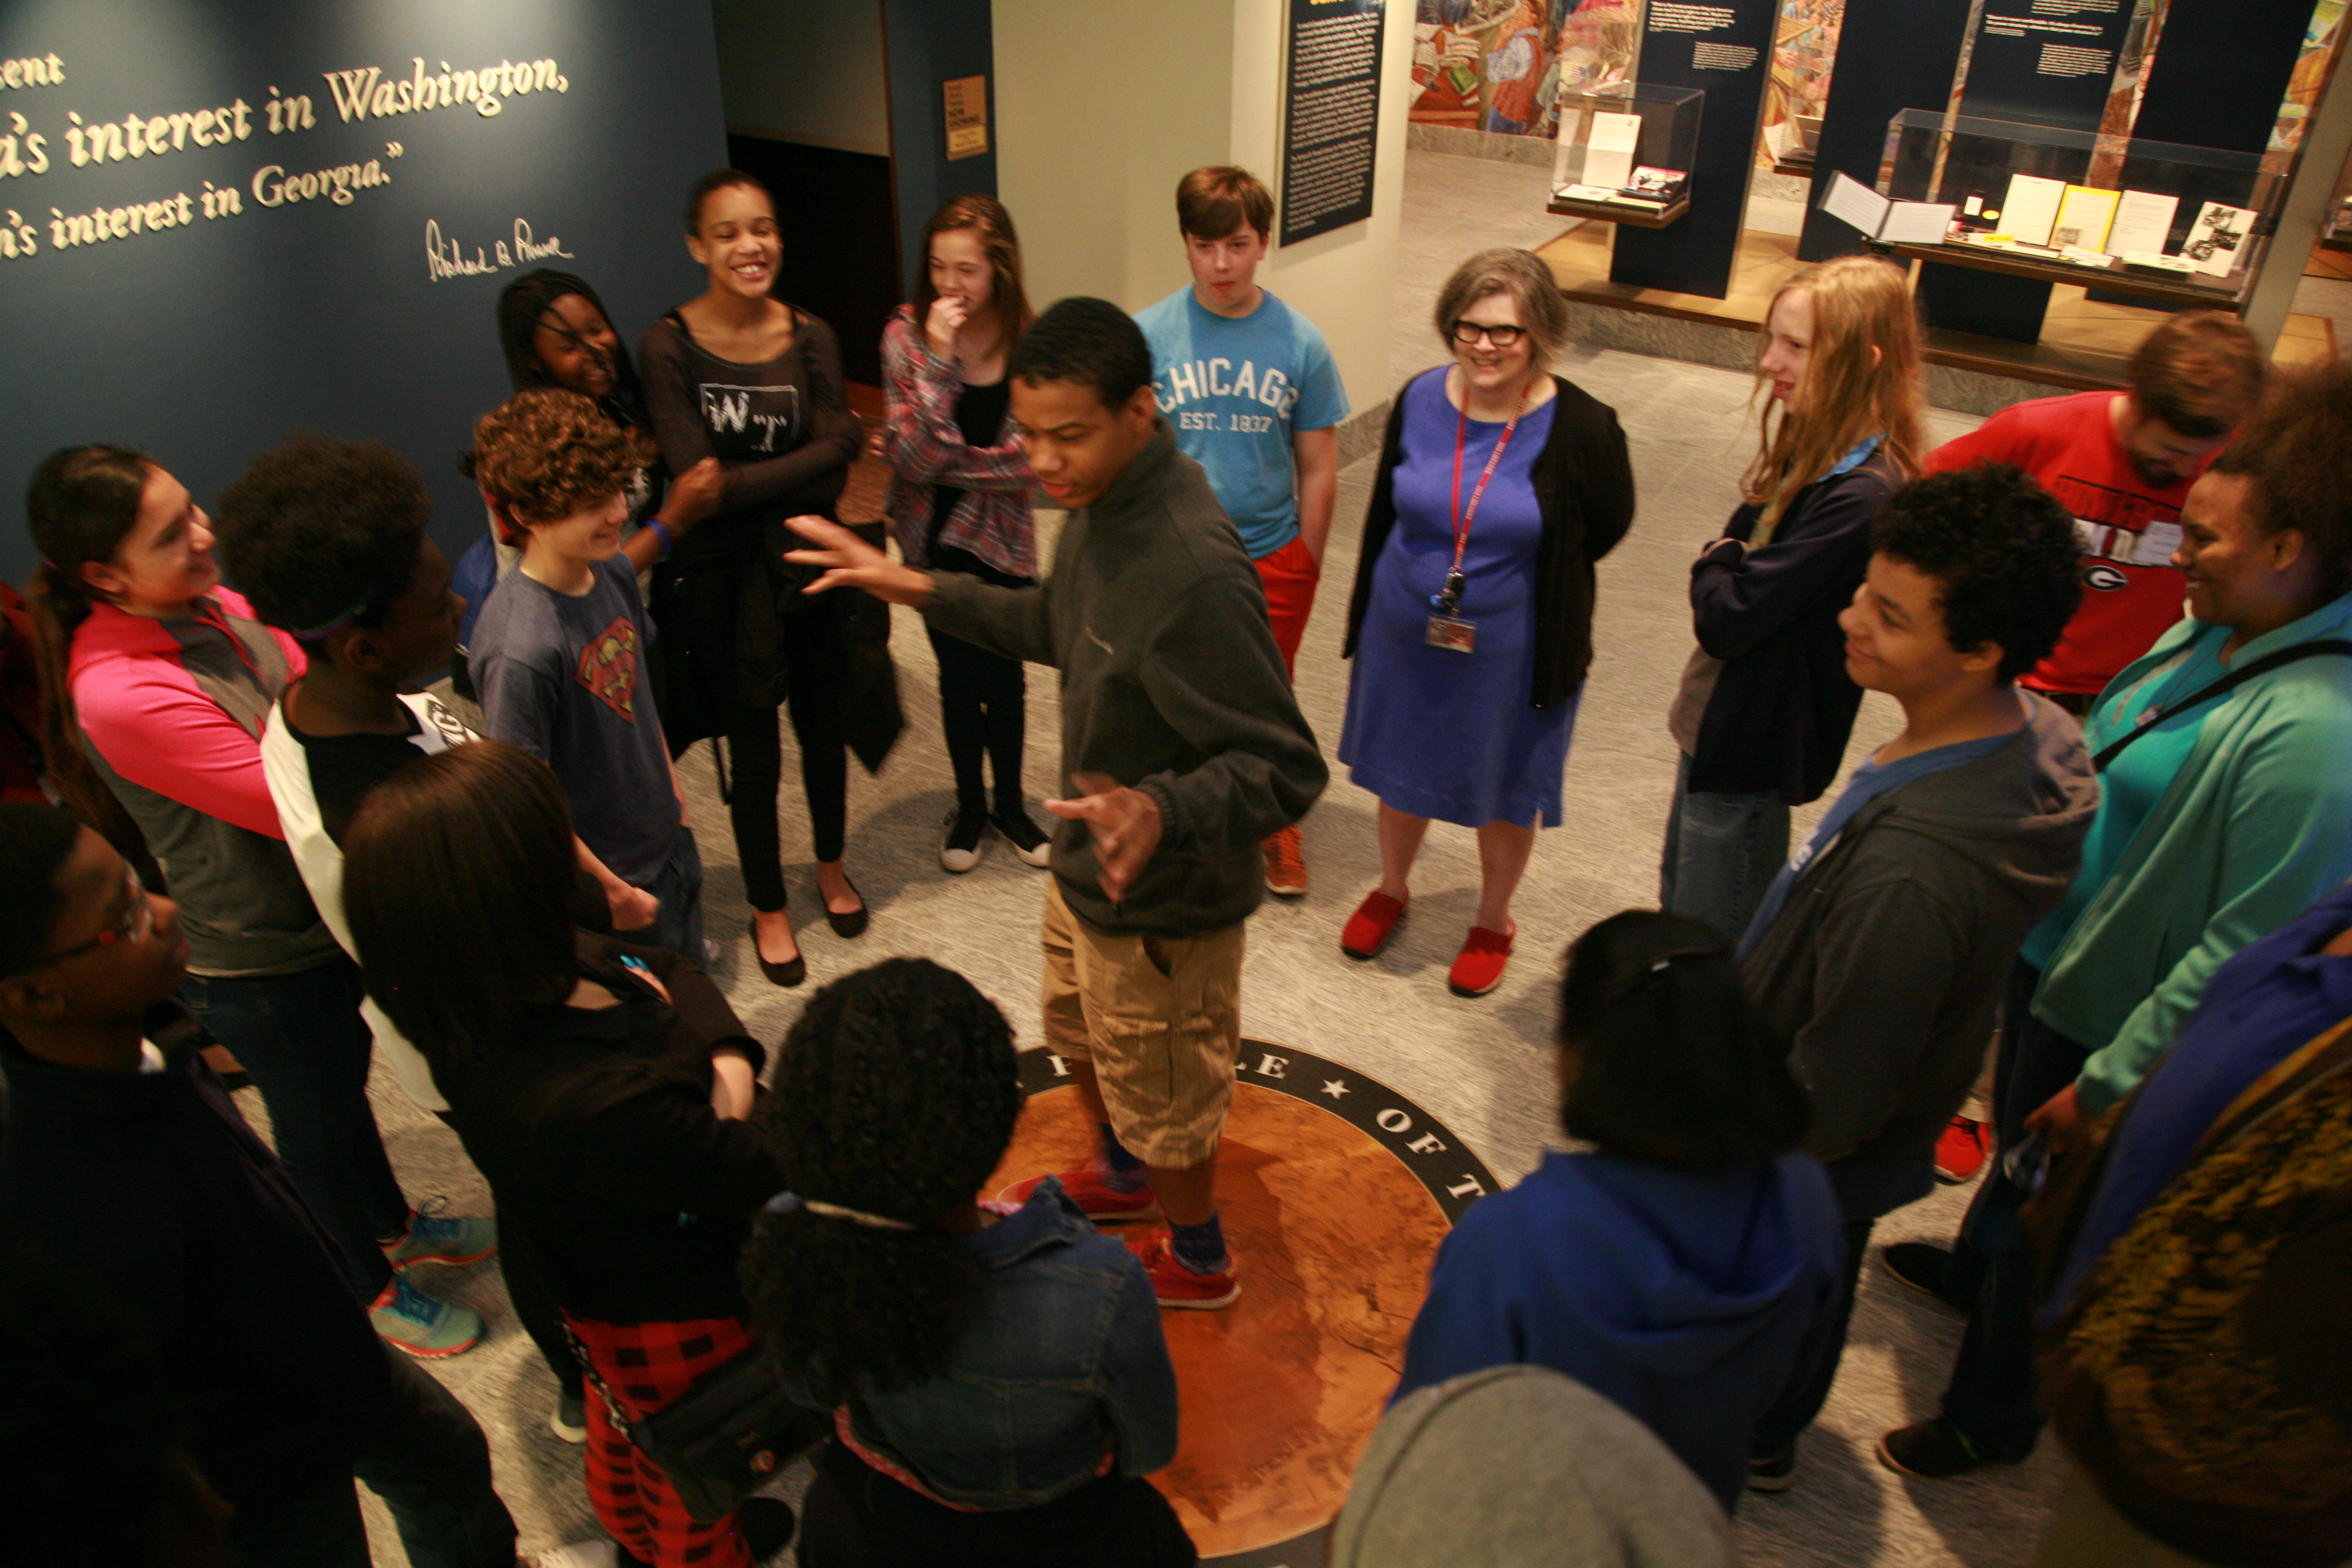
[{"xmin": 1039, "ymin": 878, "xmax": 1244, "ymax": 1168}]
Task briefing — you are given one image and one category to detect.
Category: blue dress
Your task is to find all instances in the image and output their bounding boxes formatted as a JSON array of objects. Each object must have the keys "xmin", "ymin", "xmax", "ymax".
[{"xmin": 1339, "ymin": 367, "xmax": 1575, "ymax": 828}]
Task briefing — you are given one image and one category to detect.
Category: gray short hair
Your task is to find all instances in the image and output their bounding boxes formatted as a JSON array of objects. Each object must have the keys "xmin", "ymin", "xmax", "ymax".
[{"xmin": 1433, "ymin": 248, "xmax": 1568, "ymax": 365}]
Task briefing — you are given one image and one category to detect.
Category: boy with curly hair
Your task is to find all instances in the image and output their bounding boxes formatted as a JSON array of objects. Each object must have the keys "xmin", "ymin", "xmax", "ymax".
[
  {"xmin": 470, "ymin": 388, "xmax": 704, "ymax": 959},
  {"xmin": 1735, "ymin": 464, "xmax": 2098, "ymax": 1487}
]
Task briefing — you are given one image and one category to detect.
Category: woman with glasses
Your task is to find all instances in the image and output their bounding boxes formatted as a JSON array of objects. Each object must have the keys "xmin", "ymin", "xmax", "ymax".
[{"xmin": 1336, "ymin": 248, "xmax": 1635, "ymax": 997}]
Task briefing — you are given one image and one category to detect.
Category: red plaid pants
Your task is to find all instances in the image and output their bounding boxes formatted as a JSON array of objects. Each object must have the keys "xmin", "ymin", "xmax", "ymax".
[{"xmin": 564, "ymin": 1313, "xmax": 760, "ymax": 1568}]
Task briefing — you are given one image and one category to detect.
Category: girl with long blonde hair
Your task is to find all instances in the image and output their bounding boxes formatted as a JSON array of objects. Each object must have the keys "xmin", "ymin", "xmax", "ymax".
[{"xmin": 1660, "ymin": 254, "xmax": 1925, "ymax": 945}]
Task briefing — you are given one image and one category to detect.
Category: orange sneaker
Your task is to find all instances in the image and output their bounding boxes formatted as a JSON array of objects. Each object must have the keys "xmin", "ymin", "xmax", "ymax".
[
  {"xmin": 1131, "ymin": 1229, "xmax": 1240, "ymax": 1310},
  {"xmin": 1263, "ymin": 824, "xmax": 1307, "ymax": 897},
  {"xmin": 996, "ymin": 1167, "xmax": 1157, "ymax": 1222},
  {"xmin": 1447, "ymin": 925, "xmax": 1515, "ymax": 997}
]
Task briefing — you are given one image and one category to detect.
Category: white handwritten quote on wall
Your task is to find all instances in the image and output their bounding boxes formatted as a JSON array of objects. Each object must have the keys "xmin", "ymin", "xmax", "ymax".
[{"xmin": 0, "ymin": 48, "xmax": 576, "ymax": 279}]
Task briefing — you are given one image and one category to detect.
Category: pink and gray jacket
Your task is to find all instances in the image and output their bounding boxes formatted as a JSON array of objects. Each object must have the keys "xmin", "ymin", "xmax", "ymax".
[{"xmin": 70, "ymin": 589, "xmax": 337, "ymax": 977}]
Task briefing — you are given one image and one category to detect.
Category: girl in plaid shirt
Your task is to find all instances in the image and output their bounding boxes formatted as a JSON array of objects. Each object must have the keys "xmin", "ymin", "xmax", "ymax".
[{"xmin": 880, "ymin": 196, "xmax": 1054, "ymax": 876}]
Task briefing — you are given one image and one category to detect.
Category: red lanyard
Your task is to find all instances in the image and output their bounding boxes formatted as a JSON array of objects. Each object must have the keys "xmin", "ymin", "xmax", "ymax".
[{"xmin": 1446, "ymin": 380, "xmax": 1532, "ymax": 587}]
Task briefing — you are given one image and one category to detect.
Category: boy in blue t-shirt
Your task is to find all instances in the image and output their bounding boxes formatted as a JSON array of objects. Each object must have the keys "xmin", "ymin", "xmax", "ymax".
[
  {"xmin": 1135, "ymin": 165, "xmax": 1347, "ymax": 898},
  {"xmin": 468, "ymin": 388, "xmax": 705, "ymax": 961}
]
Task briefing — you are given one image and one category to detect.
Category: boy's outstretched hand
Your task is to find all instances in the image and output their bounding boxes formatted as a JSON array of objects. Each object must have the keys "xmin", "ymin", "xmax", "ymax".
[
  {"xmin": 1046, "ymin": 772, "xmax": 1163, "ymax": 902},
  {"xmin": 783, "ymin": 516, "xmax": 934, "ymax": 606}
]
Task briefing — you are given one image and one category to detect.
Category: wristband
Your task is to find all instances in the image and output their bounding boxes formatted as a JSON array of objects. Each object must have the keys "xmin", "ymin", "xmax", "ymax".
[{"xmin": 647, "ymin": 517, "xmax": 675, "ymax": 558}]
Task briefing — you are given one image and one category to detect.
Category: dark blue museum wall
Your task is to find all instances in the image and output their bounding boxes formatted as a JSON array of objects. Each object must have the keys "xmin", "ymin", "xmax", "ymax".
[
  {"xmin": 1796, "ymin": 0, "xmax": 1973, "ymax": 263},
  {"xmin": 0, "ymin": 0, "xmax": 728, "ymax": 582},
  {"xmin": 881, "ymin": 0, "xmax": 996, "ymax": 299},
  {"xmin": 2120, "ymin": 0, "xmax": 2314, "ymax": 241}
]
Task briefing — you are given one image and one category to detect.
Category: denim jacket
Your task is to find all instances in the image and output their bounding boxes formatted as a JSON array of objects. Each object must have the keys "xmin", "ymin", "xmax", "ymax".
[{"xmin": 780, "ymin": 1178, "xmax": 1180, "ymax": 1510}]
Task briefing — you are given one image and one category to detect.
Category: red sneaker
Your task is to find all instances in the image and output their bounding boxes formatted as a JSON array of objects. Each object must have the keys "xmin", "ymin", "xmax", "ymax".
[
  {"xmin": 1341, "ymin": 890, "xmax": 1408, "ymax": 960},
  {"xmin": 1447, "ymin": 925, "xmax": 1515, "ymax": 997},
  {"xmin": 1935, "ymin": 1116, "xmax": 1990, "ymax": 1184},
  {"xmin": 997, "ymin": 1167, "xmax": 1157, "ymax": 1222},
  {"xmin": 1131, "ymin": 1229, "xmax": 1240, "ymax": 1310}
]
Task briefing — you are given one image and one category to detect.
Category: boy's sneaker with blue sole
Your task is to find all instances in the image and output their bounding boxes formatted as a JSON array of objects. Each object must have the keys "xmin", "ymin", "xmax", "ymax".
[
  {"xmin": 369, "ymin": 1276, "xmax": 482, "ymax": 1358},
  {"xmin": 382, "ymin": 1200, "xmax": 498, "ymax": 1270}
]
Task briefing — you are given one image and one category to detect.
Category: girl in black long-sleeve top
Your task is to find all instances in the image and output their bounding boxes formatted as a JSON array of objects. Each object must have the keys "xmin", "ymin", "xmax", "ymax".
[
  {"xmin": 344, "ymin": 739, "xmax": 790, "ymax": 1568},
  {"xmin": 638, "ymin": 169, "xmax": 899, "ymax": 990}
]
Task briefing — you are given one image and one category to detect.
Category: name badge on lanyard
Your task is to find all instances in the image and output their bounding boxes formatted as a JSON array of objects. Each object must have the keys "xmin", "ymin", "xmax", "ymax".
[{"xmin": 1427, "ymin": 381, "xmax": 1530, "ymax": 655}]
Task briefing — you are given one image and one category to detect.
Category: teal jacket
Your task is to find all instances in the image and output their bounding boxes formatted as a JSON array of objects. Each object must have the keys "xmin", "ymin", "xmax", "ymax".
[{"xmin": 2034, "ymin": 591, "xmax": 2352, "ymax": 1111}]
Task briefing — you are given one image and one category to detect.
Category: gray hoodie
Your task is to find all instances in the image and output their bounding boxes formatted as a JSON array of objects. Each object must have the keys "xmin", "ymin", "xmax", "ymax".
[
  {"xmin": 1741, "ymin": 694, "xmax": 2096, "ymax": 1215},
  {"xmin": 926, "ymin": 421, "xmax": 1327, "ymax": 936},
  {"xmin": 1331, "ymin": 1365, "xmax": 1734, "ymax": 1568}
]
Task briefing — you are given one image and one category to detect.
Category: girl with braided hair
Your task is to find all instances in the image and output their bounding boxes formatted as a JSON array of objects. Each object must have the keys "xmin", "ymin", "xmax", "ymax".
[
  {"xmin": 743, "ymin": 958, "xmax": 1194, "ymax": 1567},
  {"xmin": 454, "ymin": 269, "xmax": 725, "ymax": 654}
]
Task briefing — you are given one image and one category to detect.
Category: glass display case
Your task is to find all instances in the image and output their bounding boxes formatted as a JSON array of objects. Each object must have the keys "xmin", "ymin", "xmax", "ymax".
[
  {"xmin": 1867, "ymin": 108, "xmax": 2275, "ymax": 302},
  {"xmin": 1549, "ymin": 82, "xmax": 1704, "ymax": 227}
]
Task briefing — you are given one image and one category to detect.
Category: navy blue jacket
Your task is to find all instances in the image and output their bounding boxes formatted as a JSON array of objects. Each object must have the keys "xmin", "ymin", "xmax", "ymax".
[
  {"xmin": 1394, "ymin": 1150, "xmax": 1846, "ymax": 1510},
  {"xmin": 0, "ymin": 1012, "xmax": 387, "ymax": 1516},
  {"xmin": 1688, "ymin": 458, "xmax": 1898, "ymax": 802}
]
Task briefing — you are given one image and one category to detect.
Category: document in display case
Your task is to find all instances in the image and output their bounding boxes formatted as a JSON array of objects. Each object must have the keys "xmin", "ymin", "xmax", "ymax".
[
  {"xmin": 1550, "ymin": 82, "xmax": 1703, "ymax": 222},
  {"xmin": 1871, "ymin": 108, "xmax": 2276, "ymax": 303}
]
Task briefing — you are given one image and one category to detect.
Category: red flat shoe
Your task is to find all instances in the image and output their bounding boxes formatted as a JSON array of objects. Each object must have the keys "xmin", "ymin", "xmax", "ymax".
[
  {"xmin": 1447, "ymin": 925, "xmax": 1514, "ymax": 997},
  {"xmin": 1340, "ymin": 891, "xmax": 1408, "ymax": 961}
]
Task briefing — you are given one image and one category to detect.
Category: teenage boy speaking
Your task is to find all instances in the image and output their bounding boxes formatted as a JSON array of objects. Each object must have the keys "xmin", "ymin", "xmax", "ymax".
[{"xmin": 787, "ymin": 296, "xmax": 1327, "ymax": 1309}]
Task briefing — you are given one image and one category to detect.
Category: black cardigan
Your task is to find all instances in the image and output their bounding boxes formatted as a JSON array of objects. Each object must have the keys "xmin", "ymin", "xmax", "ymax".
[
  {"xmin": 1686, "ymin": 457, "xmax": 1900, "ymax": 803},
  {"xmin": 433, "ymin": 932, "xmax": 781, "ymax": 1324},
  {"xmin": 1342, "ymin": 371, "xmax": 1636, "ymax": 710}
]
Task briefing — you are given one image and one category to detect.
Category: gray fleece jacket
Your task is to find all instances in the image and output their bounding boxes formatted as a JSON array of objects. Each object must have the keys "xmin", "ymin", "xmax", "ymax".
[
  {"xmin": 1741, "ymin": 694, "xmax": 2096, "ymax": 1217},
  {"xmin": 925, "ymin": 421, "xmax": 1327, "ymax": 936}
]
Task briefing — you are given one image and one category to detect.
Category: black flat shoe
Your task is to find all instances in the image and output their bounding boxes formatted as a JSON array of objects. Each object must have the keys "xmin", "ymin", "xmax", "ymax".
[
  {"xmin": 748, "ymin": 916, "xmax": 805, "ymax": 988},
  {"xmin": 825, "ymin": 878, "xmax": 868, "ymax": 939},
  {"xmin": 736, "ymin": 1495, "xmax": 796, "ymax": 1558}
]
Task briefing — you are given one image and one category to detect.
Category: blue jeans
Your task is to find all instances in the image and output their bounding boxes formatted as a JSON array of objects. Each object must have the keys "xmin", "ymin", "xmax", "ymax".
[
  {"xmin": 183, "ymin": 955, "xmax": 403, "ymax": 1298},
  {"xmin": 637, "ymin": 825, "xmax": 706, "ymax": 960},
  {"xmin": 1659, "ymin": 753, "xmax": 1790, "ymax": 949},
  {"xmin": 225, "ymin": 1341, "xmax": 517, "ymax": 1568}
]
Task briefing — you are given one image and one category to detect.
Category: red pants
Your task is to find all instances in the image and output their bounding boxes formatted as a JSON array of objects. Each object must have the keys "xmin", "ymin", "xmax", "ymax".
[
  {"xmin": 1254, "ymin": 533, "xmax": 1320, "ymax": 679},
  {"xmin": 566, "ymin": 1312, "xmax": 760, "ymax": 1568}
]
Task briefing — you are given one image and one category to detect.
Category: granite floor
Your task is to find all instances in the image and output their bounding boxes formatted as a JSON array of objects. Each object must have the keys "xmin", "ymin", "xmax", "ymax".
[{"xmin": 327, "ymin": 148, "xmax": 2078, "ymax": 1565}]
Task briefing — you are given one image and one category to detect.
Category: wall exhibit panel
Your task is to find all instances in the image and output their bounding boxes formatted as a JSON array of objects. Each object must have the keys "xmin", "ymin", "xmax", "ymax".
[
  {"xmin": 1796, "ymin": 0, "xmax": 1975, "ymax": 263},
  {"xmin": 1231, "ymin": 0, "xmax": 1414, "ymax": 416},
  {"xmin": 1609, "ymin": 0, "xmax": 1782, "ymax": 298},
  {"xmin": 0, "ymin": 0, "xmax": 729, "ymax": 579}
]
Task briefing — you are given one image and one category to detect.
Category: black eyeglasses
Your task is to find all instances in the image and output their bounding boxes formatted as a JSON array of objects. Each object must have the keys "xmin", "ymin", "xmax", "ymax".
[
  {"xmin": 1450, "ymin": 320, "xmax": 1527, "ymax": 348},
  {"xmin": 10, "ymin": 865, "xmax": 153, "ymax": 976}
]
